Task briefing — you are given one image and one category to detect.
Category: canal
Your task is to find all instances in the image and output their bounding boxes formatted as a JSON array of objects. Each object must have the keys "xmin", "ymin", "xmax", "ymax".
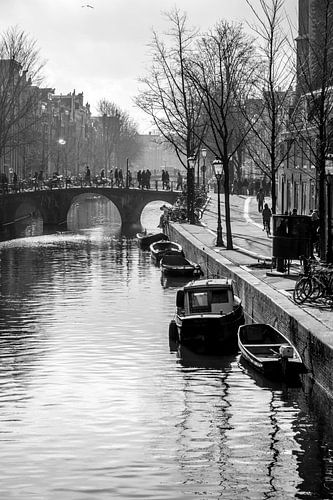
[{"xmin": 0, "ymin": 195, "xmax": 333, "ymax": 499}]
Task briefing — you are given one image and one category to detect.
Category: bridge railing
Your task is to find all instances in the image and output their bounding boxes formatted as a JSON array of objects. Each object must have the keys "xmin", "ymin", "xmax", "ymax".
[{"xmin": 0, "ymin": 177, "xmax": 181, "ymax": 195}]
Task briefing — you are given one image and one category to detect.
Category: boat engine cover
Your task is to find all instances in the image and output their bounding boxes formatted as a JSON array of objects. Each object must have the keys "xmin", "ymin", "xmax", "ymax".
[{"xmin": 279, "ymin": 344, "xmax": 294, "ymax": 358}]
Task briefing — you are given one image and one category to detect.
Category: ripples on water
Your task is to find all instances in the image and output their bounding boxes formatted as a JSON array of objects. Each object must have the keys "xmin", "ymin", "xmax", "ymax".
[{"xmin": 0, "ymin": 198, "xmax": 332, "ymax": 499}]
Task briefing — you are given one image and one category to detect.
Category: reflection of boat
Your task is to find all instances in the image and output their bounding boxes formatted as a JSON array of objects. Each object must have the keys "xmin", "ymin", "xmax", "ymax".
[
  {"xmin": 169, "ymin": 278, "xmax": 244, "ymax": 354},
  {"xmin": 238, "ymin": 356, "xmax": 302, "ymax": 389},
  {"xmin": 136, "ymin": 231, "xmax": 168, "ymax": 250},
  {"xmin": 150, "ymin": 240, "xmax": 184, "ymax": 264},
  {"xmin": 176, "ymin": 345, "xmax": 236, "ymax": 370},
  {"xmin": 238, "ymin": 323, "xmax": 305, "ymax": 381},
  {"xmin": 160, "ymin": 274, "xmax": 193, "ymax": 289},
  {"xmin": 160, "ymin": 253, "xmax": 202, "ymax": 277}
]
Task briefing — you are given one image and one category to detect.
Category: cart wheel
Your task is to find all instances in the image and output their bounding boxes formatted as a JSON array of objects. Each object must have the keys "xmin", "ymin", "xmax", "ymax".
[{"xmin": 169, "ymin": 320, "xmax": 178, "ymax": 342}]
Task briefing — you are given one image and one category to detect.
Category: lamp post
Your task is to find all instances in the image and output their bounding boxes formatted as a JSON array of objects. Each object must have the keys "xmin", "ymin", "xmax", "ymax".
[
  {"xmin": 58, "ymin": 138, "xmax": 67, "ymax": 187},
  {"xmin": 201, "ymin": 148, "xmax": 207, "ymax": 188},
  {"xmin": 187, "ymin": 156, "xmax": 195, "ymax": 224},
  {"xmin": 213, "ymin": 158, "xmax": 224, "ymax": 247}
]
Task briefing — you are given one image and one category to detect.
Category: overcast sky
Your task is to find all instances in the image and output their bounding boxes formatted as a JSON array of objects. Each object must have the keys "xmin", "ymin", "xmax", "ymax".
[{"xmin": 1, "ymin": 0, "xmax": 298, "ymax": 133}]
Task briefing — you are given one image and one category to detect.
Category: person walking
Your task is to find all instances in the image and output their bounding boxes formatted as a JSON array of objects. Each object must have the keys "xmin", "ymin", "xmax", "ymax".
[
  {"xmin": 100, "ymin": 168, "xmax": 106, "ymax": 184},
  {"xmin": 146, "ymin": 169, "xmax": 151, "ymax": 189},
  {"xmin": 176, "ymin": 172, "xmax": 183, "ymax": 191},
  {"xmin": 256, "ymin": 188, "xmax": 265, "ymax": 213},
  {"xmin": 85, "ymin": 166, "xmax": 91, "ymax": 186},
  {"xmin": 262, "ymin": 203, "xmax": 272, "ymax": 236},
  {"xmin": 165, "ymin": 170, "xmax": 170, "ymax": 190},
  {"xmin": 161, "ymin": 170, "xmax": 166, "ymax": 190},
  {"xmin": 137, "ymin": 170, "xmax": 142, "ymax": 189},
  {"xmin": 114, "ymin": 167, "xmax": 119, "ymax": 187}
]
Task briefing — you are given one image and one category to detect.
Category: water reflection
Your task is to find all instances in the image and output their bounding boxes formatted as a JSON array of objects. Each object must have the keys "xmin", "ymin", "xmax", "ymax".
[{"xmin": 0, "ymin": 198, "xmax": 333, "ymax": 498}]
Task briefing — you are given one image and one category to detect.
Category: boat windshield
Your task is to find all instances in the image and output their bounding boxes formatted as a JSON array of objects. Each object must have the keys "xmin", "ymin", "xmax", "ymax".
[
  {"xmin": 189, "ymin": 289, "xmax": 230, "ymax": 313},
  {"xmin": 189, "ymin": 292, "xmax": 209, "ymax": 312}
]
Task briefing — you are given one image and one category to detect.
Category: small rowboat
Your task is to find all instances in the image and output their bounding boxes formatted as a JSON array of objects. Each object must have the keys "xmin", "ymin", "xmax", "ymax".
[
  {"xmin": 160, "ymin": 254, "xmax": 202, "ymax": 277},
  {"xmin": 150, "ymin": 240, "xmax": 184, "ymax": 264},
  {"xmin": 136, "ymin": 231, "xmax": 168, "ymax": 250},
  {"xmin": 238, "ymin": 323, "xmax": 305, "ymax": 381}
]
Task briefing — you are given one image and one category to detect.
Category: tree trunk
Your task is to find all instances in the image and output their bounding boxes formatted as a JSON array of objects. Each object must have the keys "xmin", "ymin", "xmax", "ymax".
[{"xmin": 223, "ymin": 159, "xmax": 233, "ymax": 249}]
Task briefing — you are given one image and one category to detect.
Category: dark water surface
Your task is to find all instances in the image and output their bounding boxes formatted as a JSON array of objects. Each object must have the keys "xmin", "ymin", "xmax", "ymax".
[{"xmin": 0, "ymin": 198, "xmax": 333, "ymax": 499}]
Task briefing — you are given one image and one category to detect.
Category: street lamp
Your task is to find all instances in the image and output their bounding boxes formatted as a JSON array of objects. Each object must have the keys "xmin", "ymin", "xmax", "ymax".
[
  {"xmin": 201, "ymin": 148, "xmax": 207, "ymax": 188},
  {"xmin": 213, "ymin": 158, "xmax": 224, "ymax": 247},
  {"xmin": 187, "ymin": 156, "xmax": 195, "ymax": 224},
  {"xmin": 58, "ymin": 138, "xmax": 67, "ymax": 187}
]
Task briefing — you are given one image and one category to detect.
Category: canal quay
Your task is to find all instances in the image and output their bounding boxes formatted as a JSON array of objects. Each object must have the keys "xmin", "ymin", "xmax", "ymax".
[
  {"xmin": 1, "ymin": 195, "xmax": 333, "ymax": 499},
  {"xmin": 169, "ymin": 194, "xmax": 333, "ymax": 400}
]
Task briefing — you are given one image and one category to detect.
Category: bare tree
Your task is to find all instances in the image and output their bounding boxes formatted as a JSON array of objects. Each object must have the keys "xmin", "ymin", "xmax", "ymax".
[
  {"xmin": 242, "ymin": 0, "xmax": 295, "ymax": 214},
  {"xmin": 135, "ymin": 8, "xmax": 206, "ymax": 223},
  {"xmin": 187, "ymin": 20, "xmax": 259, "ymax": 248},
  {"xmin": 97, "ymin": 99, "xmax": 141, "ymax": 171},
  {"xmin": 0, "ymin": 26, "xmax": 45, "ymax": 169}
]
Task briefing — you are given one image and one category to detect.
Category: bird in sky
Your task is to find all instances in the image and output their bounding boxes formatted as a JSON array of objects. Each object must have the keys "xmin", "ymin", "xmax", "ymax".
[{"xmin": 81, "ymin": 4, "xmax": 94, "ymax": 8}]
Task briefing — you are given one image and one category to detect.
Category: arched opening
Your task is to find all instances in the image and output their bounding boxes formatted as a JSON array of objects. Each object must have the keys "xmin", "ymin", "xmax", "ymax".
[
  {"xmin": 141, "ymin": 200, "xmax": 173, "ymax": 233},
  {"xmin": 67, "ymin": 193, "xmax": 121, "ymax": 236}
]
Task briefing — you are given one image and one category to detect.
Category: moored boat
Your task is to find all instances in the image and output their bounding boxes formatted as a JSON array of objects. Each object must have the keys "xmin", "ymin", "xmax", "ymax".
[
  {"xmin": 238, "ymin": 323, "xmax": 305, "ymax": 381},
  {"xmin": 136, "ymin": 231, "xmax": 169, "ymax": 250},
  {"xmin": 150, "ymin": 240, "xmax": 184, "ymax": 264},
  {"xmin": 160, "ymin": 253, "xmax": 202, "ymax": 277},
  {"xmin": 168, "ymin": 278, "xmax": 244, "ymax": 354}
]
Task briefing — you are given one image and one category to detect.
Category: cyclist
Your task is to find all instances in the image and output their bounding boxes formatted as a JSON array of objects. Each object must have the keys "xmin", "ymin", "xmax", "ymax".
[{"xmin": 262, "ymin": 203, "xmax": 272, "ymax": 236}]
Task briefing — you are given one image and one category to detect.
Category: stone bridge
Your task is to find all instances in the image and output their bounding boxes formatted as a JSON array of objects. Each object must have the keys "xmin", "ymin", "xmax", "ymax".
[{"xmin": 0, "ymin": 186, "xmax": 179, "ymax": 232}]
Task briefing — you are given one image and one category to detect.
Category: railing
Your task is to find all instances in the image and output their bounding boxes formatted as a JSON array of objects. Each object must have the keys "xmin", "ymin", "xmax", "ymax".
[{"xmin": 0, "ymin": 177, "xmax": 178, "ymax": 195}]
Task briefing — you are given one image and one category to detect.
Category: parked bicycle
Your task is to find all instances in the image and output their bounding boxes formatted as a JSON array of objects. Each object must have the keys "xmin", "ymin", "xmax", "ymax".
[{"xmin": 293, "ymin": 256, "xmax": 333, "ymax": 304}]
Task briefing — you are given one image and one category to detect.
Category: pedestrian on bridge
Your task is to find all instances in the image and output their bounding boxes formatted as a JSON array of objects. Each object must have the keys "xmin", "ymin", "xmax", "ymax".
[
  {"xmin": 118, "ymin": 169, "xmax": 124, "ymax": 187},
  {"xmin": 109, "ymin": 169, "xmax": 114, "ymax": 186},
  {"xmin": 100, "ymin": 169, "xmax": 106, "ymax": 185},
  {"xmin": 85, "ymin": 166, "xmax": 91, "ymax": 186},
  {"xmin": 114, "ymin": 168, "xmax": 119, "ymax": 186},
  {"xmin": 137, "ymin": 170, "xmax": 142, "ymax": 189}
]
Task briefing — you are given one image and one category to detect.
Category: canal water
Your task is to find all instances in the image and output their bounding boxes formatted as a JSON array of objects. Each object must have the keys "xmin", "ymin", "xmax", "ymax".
[{"xmin": 0, "ymin": 195, "xmax": 333, "ymax": 499}]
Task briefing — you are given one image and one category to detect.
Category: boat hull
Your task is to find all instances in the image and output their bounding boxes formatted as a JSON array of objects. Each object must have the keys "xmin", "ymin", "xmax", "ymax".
[
  {"xmin": 150, "ymin": 241, "xmax": 183, "ymax": 263},
  {"xmin": 161, "ymin": 263, "xmax": 201, "ymax": 277},
  {"xmin": 136, "ymin": 232, "xmax": 168, "ymax": 250},
  {"xmin": 160, "ymin": 254, "xmax": 201, "ymax": 277},
  {"xmin": 240, "ymin": 346, "xmax": 304, "ymax": 380},
  {"xmin": 175, "ymin": 306, "xmax": 244, "ymax": 354}
]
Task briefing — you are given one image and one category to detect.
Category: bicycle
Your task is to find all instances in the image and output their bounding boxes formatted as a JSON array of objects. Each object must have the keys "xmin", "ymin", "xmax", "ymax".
[{"xmin": 293, "ymin": 256, "xmax": 333, "ymax": 304}]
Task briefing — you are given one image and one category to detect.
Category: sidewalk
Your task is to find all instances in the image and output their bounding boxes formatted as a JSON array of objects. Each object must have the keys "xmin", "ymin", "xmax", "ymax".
[{"xmin": 185, "ymin": 195, "xmax": 333, "ymax": 332}]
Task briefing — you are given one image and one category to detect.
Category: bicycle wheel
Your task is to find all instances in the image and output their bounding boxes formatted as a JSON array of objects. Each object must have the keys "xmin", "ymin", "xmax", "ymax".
[
  {"xmin": 293, "ymin": 277, "xmax": 312, "ymax": 304},
  {"xmin": 309, "ymin": 276, "xmax": 325, "ymax": 300}
]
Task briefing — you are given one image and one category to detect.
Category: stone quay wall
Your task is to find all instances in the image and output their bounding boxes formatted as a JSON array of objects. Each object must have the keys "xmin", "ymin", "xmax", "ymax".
[{"xmin": 168, "ymin": 223, "xmax": 333, "ymax": 399}]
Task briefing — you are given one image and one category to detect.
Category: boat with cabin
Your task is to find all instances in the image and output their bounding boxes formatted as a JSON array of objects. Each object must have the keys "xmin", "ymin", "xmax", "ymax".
[{"xmin": 168, "ymin": 278, "xmax": 244, "ymax": 353}]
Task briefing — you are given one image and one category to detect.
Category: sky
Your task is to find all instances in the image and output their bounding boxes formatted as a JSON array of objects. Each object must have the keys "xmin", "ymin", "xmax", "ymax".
[{"xmin": 0, "ymin": 0, "xmax": 298, "ymax": 133}]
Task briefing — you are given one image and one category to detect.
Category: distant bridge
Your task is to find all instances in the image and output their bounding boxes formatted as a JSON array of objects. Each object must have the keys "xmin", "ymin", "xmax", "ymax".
[{"xmin": 0, "ymin": 186, "xmax": 179, "ymax": 233}]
